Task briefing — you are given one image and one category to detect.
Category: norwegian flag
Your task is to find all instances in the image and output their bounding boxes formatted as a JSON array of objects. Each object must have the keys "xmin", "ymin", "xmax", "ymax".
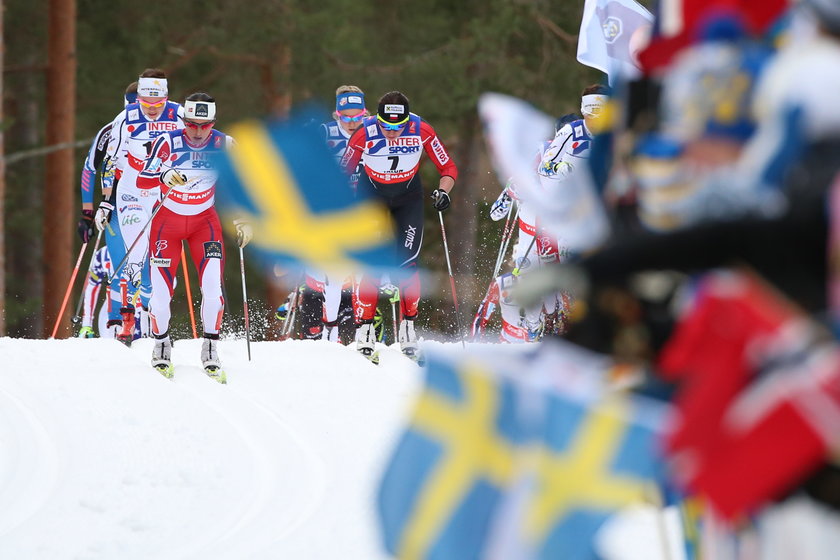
[{"xmin": 658, "ymin": 271, "xmax": 840, "ymax": 519}]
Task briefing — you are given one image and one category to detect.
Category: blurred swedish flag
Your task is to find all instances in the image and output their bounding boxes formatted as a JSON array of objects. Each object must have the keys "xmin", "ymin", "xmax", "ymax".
[
  {"xmin": 522, "ymin": 392, "xmax": 667, "ymax": 559},
  {"xmin": 377, "ymin": 344, "xmax": 668, "ymax": 560},
  {"xmin": 215, "ymin": 109, "xmax": 396, "ymax": 274},
  {"xmin": 378, "ymin": 353, "xmax": 527, "ymax": 559}
]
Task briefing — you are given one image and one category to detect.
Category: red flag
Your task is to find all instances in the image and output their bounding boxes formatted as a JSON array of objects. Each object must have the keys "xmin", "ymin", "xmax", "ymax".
[
  {"xmin": 658, "ymin": 271, "xmax": 837, "ymax": 518},
  {"xmin": 639, "ymin": 0, "xmax": 789, "ymax": 73}
]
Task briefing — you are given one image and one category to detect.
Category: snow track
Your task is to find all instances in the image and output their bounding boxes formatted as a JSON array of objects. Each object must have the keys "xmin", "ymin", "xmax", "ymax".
[{"xmin": 0, "ymin": 337, "xmax": 422, "ymax": 559}]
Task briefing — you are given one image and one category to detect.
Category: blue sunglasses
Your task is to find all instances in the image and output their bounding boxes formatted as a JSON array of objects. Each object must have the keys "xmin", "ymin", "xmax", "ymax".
[{"xmin": 377, "ymin": 115, "xmax": 408, "ymax": 131}]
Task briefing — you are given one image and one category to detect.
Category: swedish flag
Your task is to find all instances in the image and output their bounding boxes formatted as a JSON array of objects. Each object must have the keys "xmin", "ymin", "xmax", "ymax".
[
  {"xmin": 215, "ymin": 110, "xmax": 396, "ymax": 273},
  {"xmin": 523, "ymin": 392, "xmax": 667, "ymax": 559},
  {"xmin": 377, "ymin": 344, "xmax": 668, "ymax": 560},
  {"xmin": 378, "ymin": 353, "xmax": 528, "ymax": 560}
]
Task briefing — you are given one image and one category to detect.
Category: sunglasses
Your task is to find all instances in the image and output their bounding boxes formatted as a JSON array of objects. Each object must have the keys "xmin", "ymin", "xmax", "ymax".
[
  {"xmin": 377, "ymin": 115, "xmax": 408, "ymax": 131},
  {"xmin": 338, "ymin": 110, "xmax": 367, "ymax": 123},
  {"xmin": 183, "ymin": 120, "xmax": 215, "ymax": 130},
  {"xmin": 138, "ymin": 97, "xmax": 168, "ymax": 108}
]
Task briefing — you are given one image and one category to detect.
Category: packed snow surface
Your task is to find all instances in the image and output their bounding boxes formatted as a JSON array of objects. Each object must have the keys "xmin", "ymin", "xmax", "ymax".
[{"xmin": 0, "ymin": 337, "xmax": 678, "ymax": 560}]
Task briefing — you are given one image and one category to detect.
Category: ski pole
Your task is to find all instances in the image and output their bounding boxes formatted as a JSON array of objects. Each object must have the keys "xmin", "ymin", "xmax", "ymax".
[
  {"xmin": 388, "ymin": 286, "xmax": 400, "ymax": 344},
  {"xmin": 471, "ymin": 203, "xmax": 518, "ymax": 340},
  {"xmin": 50, "ymin": 240, "xmax": 90, "ymax": 339},
  {"xmin": 280, "ymin": 276, "xmax": 302, "ymax": 340},
  {"xmin": 512, "ymin": 234, "xmax": 538, "ymax": 277},
  {"xmin": 71, "ymin": 229, "xmax": 104, "ymax": 326},
  {"xmin": 492, "ymin": 201, "xmax": 518, "ymax": 280},
  {"xmin": 438, "ymin": 211, "xmax": 466, "ymax": 348},
  {"xmin": 181, "ymin": 243, "xmax": 198, "ymax": 339},
  {"xmin": 239, "ymin": 246, "xmax": 252, "ymax": 360}
]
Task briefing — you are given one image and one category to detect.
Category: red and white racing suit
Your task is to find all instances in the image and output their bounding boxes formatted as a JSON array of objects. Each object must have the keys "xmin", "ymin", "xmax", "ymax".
[
  {"xmin": 341, "ymin": 113, "xmax": 457, "ymax": 323},
  {"xmin": 137, "ymin": 129, "xmax": 234, "ymax": 337}
]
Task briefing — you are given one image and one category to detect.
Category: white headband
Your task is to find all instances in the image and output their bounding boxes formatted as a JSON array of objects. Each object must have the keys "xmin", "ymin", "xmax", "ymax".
[
  {"xmin": 137, "ymin": 77, "xmax": 168, "ymax": 98},
  {"xmin": 184, "ymin": 100, "xmax": 216, "ymax": 121},
  {"xmin": 581, "ymin": 94, "xmax": 608, "ymax": 116}
]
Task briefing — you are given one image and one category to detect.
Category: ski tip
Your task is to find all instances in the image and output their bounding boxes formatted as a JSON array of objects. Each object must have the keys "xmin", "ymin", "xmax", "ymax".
[{"xmin": 153, "ymin": 364, "xmax": 174, "ymax": 379}]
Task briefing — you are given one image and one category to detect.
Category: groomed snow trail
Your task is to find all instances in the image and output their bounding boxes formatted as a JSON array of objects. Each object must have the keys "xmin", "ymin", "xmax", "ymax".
[{"xmin": 0, "ymin": 337, "xmax": 422, "ymax": 560}]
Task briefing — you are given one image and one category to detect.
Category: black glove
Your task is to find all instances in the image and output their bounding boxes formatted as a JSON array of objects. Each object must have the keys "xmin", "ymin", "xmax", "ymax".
[
  {"xmin": 77, "ymin": 210, "xmax": 95, "ymax": 243},
  {"xmin": 431, "ymin": 189, "xmax": 451, "ymax": 212}
]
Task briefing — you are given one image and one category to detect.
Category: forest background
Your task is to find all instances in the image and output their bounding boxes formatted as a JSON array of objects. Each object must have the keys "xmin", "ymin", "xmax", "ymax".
[{"xmin": 2, "ymin": 0, "xmax": 598, "ymax": 339}]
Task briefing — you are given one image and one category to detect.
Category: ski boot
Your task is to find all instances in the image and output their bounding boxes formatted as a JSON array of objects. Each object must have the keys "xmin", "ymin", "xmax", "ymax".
[
  {"xmin": 151, "ymin": 334, "xmax": 174, "ymax": 379},
  {"xmin": 399, "ymin": 318, "xmax": 424, "ymax": 365},
  {"xmin": 201, "ymin": 334, "xmax": 227, "ymax": 384},
  {"xmin": 106, "ymin": 319, "xmax": 122, "ymax": 340},
  {"xmin": 355, "ymin": 322, "xmax": 380, "ymax": 365},
  {"xmin": 117, "ymin": 305, "xmax": 136, "ymax": 347}
]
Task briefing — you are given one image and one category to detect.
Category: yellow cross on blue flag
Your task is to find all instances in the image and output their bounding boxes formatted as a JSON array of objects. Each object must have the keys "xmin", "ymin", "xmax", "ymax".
[
  {"xmin": 377, "ymin": 350, "xmax": 527, "ymax": 559},
  {"xmin": 377, "ymin": 342, "xmax": 669, "ymax": 560},
  {"xmin": 215, "ymin": 109, "xmax": 397, "ymax": 274}
]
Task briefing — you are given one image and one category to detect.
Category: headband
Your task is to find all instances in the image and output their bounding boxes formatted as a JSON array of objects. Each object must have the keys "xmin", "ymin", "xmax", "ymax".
[
  {"xmin": 184, "ymin": 100, "xmax": 216, "ymax": 121},
  {"xmin": 581, "ymin": 94, "xmax": 608, "ymax": 116},
  {"xmin": 336, "ymin": 91, "xmax": 365, "ymax": 111},
  {"xmin": 137, "ymin": 77, "xmax": 168, "ymax": 98},
  {"xmin": 377, "ymin": 102, "xmax": 410, "ymax": 124}
]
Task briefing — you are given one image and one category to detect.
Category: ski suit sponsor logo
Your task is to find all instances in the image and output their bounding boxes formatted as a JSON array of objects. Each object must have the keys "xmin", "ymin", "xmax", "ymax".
[
  {"xmin": 121, "ymin": 193, "xmax": 139, "ymax": 202},
  {"xmin": 384, "ymin": 104, "xmax": 405, "ymax": 114},
  {"xmin": 170, "ymin": 190, "xmax": 213, "ymax": 205},
  {"xmin": 150, "ymin": 256, "xmax": 172, "ymax": 268},
  {"xmin": 431, "ymin": 137, "xmax": 449, "ymax": 164},
  {"xmin": 128, "ymin": 109, "xmax": 140, "ymax": 120},
  {"xmin": 147, "ymin": 122, "xmax": 179, "ymax": 132},
  {"xmin": 572, "ymin": 140, "xmax": 590, "ymax": 155},
  {"xmin": 97, "ymin": 133, "xmax": 109, "ymax": 151},
  {"xmin": 192, "ymin": 152, "xmax": 215, "ymax": 169},
  {"xmin": 121, "ymin": 214, "xmax": 142, "ymax": 226},
  {"xmin": 203, "ymin": 241, "xmax": 223, "ymax": 259},
  {"xmin": 366, "ymin": 139, "xmax": 388, "ymax": 154},
  {"xmin": 174, "ymin": 136, "xmax": 183, "ymax": 149},
  {"xmin": 119, "ymin": 204, "xmax": 143, "ymax": 212},
  {"xmin": 404, "ymin": 225, "xmax": 417, "ymax": 249},
  {"xmin": 155, "ymin": 240, "xmax": 168, "ymax": 253},
  {"xmin": 388, "ymin": 136, "xmax": 420, "ymax": 154}
]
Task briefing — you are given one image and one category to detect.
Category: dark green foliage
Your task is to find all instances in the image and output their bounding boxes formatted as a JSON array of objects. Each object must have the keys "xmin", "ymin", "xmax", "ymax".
[{"xmin": 4, "ymin": 0, "xmax": 600, "ymax": 338}]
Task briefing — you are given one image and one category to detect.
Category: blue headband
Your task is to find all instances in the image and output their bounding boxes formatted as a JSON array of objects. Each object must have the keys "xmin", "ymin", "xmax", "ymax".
[{"xmin": 336, "ymin": 91, "xmax": 365, "ymax": 111}]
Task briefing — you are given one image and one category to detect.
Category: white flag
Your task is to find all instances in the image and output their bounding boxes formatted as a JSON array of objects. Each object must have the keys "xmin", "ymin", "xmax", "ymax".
[{"xmin": 577, "ymin": 0, "xmax": 654, "ymax": 84}]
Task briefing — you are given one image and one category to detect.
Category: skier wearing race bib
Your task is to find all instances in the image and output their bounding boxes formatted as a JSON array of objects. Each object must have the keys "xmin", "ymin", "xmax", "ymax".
[
  {"xmin": 341, "ymin": 90, "xmax": 457, "ymax": 362},
  {"xmin": 76, "ymin": 82, "xmax": 138, "ymax": 338},
  {"xmin": 137, "ymin": 92, "xmax": 239, "ymax": 382},
  {"xmin": 96, "ymin": 69, "xmax": 184, "ymax": 345},
  {"xmin": 298, "ymin": 85, "xmax": 368, "ymax": 343}
]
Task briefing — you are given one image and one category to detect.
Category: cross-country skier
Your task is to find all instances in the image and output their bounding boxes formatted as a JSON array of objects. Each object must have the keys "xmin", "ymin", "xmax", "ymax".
[
  {"xmin": 341, "ymin": 90, "xmax": 458, "ymax": 362},
  {"xmin": 76, "ymin": 81, "xmax": 138, "ymax": 338},
  {"xmin": 137, "ymin": 92, "xmax": 239, "ymax": 382},
  {"xmin": 482, "ymin": 89, "xmax": 606, "ymax": 343},
  {"xmin": 298, "ymin": 85, "xmax": 368, "ymax": 343},
  {"xmin": 96, "ymin": 69, "xmax": 184, "ymax": 345}
]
